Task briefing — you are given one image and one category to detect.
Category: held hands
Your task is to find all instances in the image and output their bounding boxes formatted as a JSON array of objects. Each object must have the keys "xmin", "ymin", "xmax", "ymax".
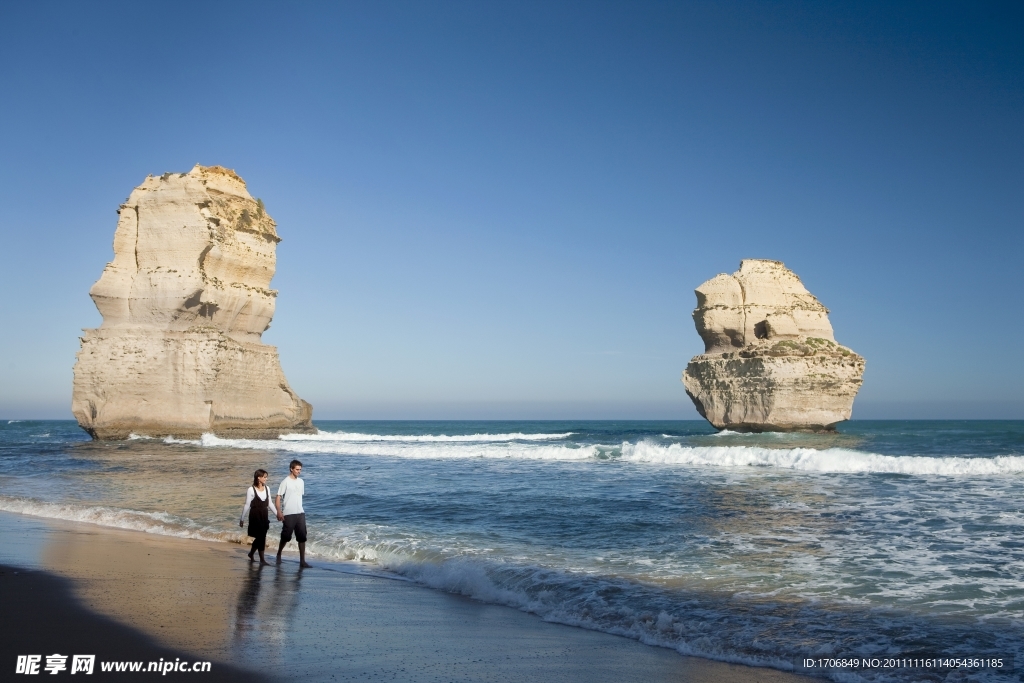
[{"xmin": 276, "ymin": 512, "xmax": 284, "ymax": 522}]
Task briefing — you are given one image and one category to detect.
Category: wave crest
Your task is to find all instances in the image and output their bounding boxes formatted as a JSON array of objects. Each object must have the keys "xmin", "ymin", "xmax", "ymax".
[
  {"xmin": 280, "ymin": 430, "xmax": 574, "ymax": 443},
  {"xmin": 622, "ymin": 441, "xmax": 1024, "ymax": 475},
  {"xmin": 200, "ymin": 433, "xmax": 601, "ymax": 461},
  {"xmin": 185, "ymin": 434, "xmax": 1024, "ymax": 476}
]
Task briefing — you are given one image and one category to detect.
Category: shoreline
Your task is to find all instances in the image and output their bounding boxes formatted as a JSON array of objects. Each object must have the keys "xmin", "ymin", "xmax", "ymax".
[{"xmin": 0, "ymin": 510, "xmax": 812, "ymax": 682}]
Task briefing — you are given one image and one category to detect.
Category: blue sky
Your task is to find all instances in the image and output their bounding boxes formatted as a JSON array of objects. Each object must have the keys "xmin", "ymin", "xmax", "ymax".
[{"xmin": 0, "ymin": 1, "xmax": 1021, "ymax": 419}]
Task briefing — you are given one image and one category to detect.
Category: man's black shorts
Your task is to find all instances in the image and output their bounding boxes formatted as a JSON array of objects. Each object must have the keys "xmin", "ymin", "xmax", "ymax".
[{"xmin": 280, "ymin": 513, "xmax": 307, "ymax": 543}]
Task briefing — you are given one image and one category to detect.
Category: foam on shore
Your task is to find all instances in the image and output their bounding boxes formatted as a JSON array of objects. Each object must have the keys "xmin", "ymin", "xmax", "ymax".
[{"xmin": 0, "ymin": 496, "xmax": 241, "ymax": 544}]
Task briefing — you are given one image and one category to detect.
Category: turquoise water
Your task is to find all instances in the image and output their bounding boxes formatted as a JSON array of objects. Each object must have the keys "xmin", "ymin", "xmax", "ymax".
[{"xmin": 1, "ymin": 419, "xmax": 1022, "ymax": 681}]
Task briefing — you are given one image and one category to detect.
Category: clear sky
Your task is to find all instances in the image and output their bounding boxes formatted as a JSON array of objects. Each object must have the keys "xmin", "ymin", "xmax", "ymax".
[{"xmin": 0, "ymin": 1, "xmax": 1021, "ymax": 420}]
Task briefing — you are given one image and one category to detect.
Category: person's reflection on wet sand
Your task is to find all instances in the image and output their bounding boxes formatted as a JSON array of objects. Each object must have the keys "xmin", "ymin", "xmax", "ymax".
[
  {"xmin": 245, "ymin": 561, "xmax": 305, "ymax": 658},
  {"xmin": 231, "ymin": 560, "xmax": 304, "ymax": 664},
  {"xmin": 232, "ymin": 562, "xmax": 266, "ymax": 642}
]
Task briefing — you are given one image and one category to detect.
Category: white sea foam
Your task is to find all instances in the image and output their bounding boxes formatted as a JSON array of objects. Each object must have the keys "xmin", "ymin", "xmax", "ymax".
[
  {"xmin": 200, "ymin": 433, "xmax": 600, "ymax": 460},
  {"xmin": 304, "ymin": 543, "xmax": 809, "ymax": 674},
  {"xmin": 621, "ymin": 441, "xmax": 1024, "ymax": 475},
  {"xmin": 281, "ymin": 430, "xmax": 574, "ymax": 443},
  {"xmin": 197, "ymin": 432, "xmax": 1024, "ymax": 477},
  {"xmin": 0, "ymin": 496, "xmax": 240, "ymax": 544},
  {"xmin": 163, "ymin": 435, "xmax": 201, "ymax": 444}
]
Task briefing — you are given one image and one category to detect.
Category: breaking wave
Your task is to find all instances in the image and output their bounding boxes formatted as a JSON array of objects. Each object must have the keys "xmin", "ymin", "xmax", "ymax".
[
  {"xmin": 302, "ymin": 539, "xmax": 806, "ymax": 672},
  {"xmin": 198, "ymin": 433, "xmax": 601, "ymax": 460},
  {"xmin": 620, "ymin": 441, "xmax": 1024, "ymax": 475},
  {"xmin": 191, "ymin": 433, "xmax": 1024, "ymax": 477},
  {"xmin": 280, "ymin": 430, "xmax": 574, "ymax": 443}
]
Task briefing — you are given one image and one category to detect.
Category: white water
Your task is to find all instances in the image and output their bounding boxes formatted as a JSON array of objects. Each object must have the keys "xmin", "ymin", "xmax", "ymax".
[
  {"xmin": 0, "ymin": 495, "xmax": 239, "ymax": 543},
  {"xmin": 620, "ymin": 441, "xmax": 1024, "ymax": 475},
  {"xmin": 280, "ymin": 430, "xmax": 575, "ymax": 442},
  {"xmin": 189, "ymin": 432, "xmax": 1024, "ymax": 477},
  {"xmin": 199, "ymin": 433, "xmax": 603, "ymax": 461}
]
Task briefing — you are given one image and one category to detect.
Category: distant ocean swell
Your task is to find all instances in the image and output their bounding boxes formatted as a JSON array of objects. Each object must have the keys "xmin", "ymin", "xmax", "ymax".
[{"xmin": 185, "ymin": 432, "xmax": 1024, "ymax": 476}]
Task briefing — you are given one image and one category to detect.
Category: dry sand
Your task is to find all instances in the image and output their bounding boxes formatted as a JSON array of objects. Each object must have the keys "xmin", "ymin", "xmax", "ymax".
[{"xmin": 0, "ymin": 512, "xmax": 810, "ymax": 682}]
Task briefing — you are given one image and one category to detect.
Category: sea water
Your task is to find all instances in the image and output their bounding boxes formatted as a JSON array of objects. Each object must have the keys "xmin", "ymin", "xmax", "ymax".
[{"xmin": 1, "ymin": 419, "xmax": 1022, "ymax": 681}]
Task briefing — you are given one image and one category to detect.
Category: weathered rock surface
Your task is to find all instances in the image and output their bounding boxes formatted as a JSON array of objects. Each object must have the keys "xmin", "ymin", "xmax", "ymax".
[
  {"xmin": 72, "ymin": 165, "xmax": 314, "ymax": 439},
  {"xmin": 682, "ymin": 259, "xmax": 864, "ymax": 432}
]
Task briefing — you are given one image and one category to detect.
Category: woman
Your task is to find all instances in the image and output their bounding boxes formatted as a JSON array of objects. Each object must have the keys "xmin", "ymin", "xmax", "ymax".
[{"xmin": 239, "ymin": 469, "xmax": 277, "ymax": 565}]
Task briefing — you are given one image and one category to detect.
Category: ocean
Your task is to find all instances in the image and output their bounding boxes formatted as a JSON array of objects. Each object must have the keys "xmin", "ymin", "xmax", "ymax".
[{"xmin": 2, "ymin": 419, "xmax": 1021, "ymax": 682}]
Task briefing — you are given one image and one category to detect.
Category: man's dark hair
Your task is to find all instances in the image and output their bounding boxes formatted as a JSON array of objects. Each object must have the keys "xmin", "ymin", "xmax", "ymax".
[{"xmin": 289, "ymin": 459, "xmax": 303, "ymax": 470}]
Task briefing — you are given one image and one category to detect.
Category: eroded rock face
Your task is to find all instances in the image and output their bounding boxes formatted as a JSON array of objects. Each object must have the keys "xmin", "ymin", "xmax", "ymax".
[
  {"xmin": 72, "ymin": 165, "xmax": 314, "ymax": 439},
  {"xmin": 682, "ymin": 259, "xmax": 864, "ymax": 432}
]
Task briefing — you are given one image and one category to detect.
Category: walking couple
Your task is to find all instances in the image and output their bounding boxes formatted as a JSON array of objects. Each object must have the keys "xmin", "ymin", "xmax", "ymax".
[{"xmin": 238, "ymin": 459, "xmax": 312, "ymax": 568}]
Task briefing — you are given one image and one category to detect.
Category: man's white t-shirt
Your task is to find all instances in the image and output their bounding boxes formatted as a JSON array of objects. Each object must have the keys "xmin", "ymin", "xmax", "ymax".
[{"xmin": 277, "ymin": 476, "xmax": 305, "ymax": 516}]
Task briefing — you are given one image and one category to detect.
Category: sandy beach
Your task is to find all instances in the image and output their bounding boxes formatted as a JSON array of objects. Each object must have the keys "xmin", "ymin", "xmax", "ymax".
[{"xmin": 0, "ymin": 511, "xmax": 810, "ymax": 682}]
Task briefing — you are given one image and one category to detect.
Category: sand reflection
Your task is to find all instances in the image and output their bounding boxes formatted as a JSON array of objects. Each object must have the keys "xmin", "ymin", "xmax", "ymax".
[{"xmin": 232, "ymin": 562, "xmax": 303, "ymax": 659}]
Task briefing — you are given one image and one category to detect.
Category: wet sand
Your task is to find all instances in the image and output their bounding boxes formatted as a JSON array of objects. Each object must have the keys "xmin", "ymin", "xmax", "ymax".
[
  {"xmin": 0, "ymin": 564, "xmax": 264, "ymax": 682},
  {"xmin": 0, "ymin": 512, "xmax": 810, "ymax": 682}
]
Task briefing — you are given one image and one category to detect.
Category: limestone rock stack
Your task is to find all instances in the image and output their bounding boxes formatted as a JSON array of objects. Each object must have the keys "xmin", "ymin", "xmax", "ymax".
[
  {"xmin": 72, "ymin": 165, "xmax": 314, "ymax": 439},
  {"xmin": 682, "ymin": 259, "xmax": 864, "ymax": 432}
]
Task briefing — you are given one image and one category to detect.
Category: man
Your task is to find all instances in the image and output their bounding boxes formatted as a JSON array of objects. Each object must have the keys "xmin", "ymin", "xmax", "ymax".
[{"xmin": 275, "ymin": 459, "xmax": 312, "ymax": 568}]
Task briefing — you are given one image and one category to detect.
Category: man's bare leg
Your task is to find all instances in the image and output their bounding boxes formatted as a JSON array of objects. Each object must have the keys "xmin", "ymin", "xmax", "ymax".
[
  {"xmin": 299, "ymin": 542, "xmax": 312, "ymax": 568},
  {"xmin": 276, "ymin": 540, "xmax": 285, "ymax": 564}
]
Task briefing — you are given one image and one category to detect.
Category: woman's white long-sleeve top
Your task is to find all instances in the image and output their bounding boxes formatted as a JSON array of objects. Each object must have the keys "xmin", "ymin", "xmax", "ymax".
[{"xmin": 239, "ymin": 486, "xmax": 278, "ymax": 523}]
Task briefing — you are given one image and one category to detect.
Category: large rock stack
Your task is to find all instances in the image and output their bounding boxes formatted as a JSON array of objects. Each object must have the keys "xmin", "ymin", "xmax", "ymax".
[
  {"xmin": 72, "ymin": 165, "xmax": 314, "ymax": 439},
  {"xmin": 683, "ymin": 259, "xmax": 864, "ymax": 432}
]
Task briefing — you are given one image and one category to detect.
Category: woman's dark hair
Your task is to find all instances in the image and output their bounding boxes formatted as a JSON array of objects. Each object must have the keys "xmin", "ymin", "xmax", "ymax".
[{"xmin": 252, "ymin": 469, "xmax": 268, "ymax": 487}]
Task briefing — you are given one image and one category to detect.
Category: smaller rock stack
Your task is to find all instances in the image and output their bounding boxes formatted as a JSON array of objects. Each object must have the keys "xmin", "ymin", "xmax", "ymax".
[{"xmin": 683, "ymin": 259, "xmax": 864, "ymax": 432}]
